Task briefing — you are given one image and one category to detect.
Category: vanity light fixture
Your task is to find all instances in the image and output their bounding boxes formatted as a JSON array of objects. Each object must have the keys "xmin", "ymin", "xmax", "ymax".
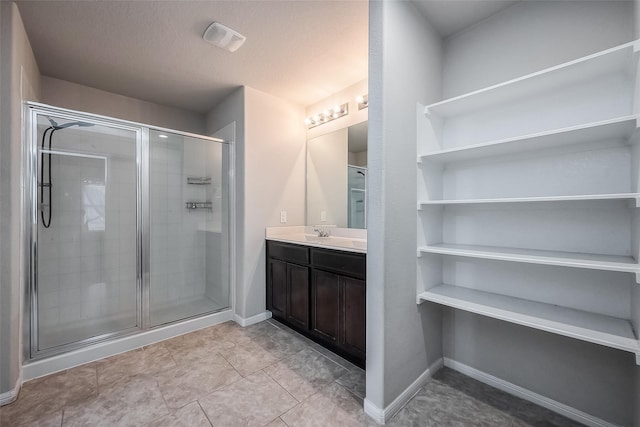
[
  {"xmin": 356, "ymin": 95, "xmax": 368, "ymax": 110},
  {"xmin": 306, "ymin": 102, "xmax": 349, "ymax": 129}
]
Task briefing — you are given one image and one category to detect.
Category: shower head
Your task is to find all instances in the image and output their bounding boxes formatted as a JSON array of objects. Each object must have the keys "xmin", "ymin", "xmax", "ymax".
[
  {"xmin": 357, "ymin": 171, "xmax": 365, "ymax": 176},
  {"xmin": 46, "ymin": 117, "xmax": 94, "ymax": 130}
]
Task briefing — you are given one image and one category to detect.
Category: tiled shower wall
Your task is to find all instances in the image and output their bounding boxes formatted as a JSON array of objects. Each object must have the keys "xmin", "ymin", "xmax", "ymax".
[
  {"xmin": 149, "ymin": 135, "xmax": 226, "ymax": 313},
  {"xmin": 37, "ymin": 125, "xmax": 138, "ymax": 349},
  {"xmin": 36, "ymin": 125, "xmax": 229, "ymax": 348}
]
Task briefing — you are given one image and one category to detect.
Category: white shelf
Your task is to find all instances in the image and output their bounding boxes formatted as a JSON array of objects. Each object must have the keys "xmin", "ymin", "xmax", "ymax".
[
  {"xmin": 418, "ymin": 116, "xmax": 639, "ymax": 164},
  {"xmin": 418, "ymin": 284, "xmax": 639, "ymax": 354},
  {"xmin": 418, "ymin": 243, "xmax": 639, "ymax": 274},
  {"xmin": 418, "ymin": 193, "xmax": 640, "ymax": 207},
  {"xmin": 424, "ymin": 40, "xmax": 639, "ymax": 118}
]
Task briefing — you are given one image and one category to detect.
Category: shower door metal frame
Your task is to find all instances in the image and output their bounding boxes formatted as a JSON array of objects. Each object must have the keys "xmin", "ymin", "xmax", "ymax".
[
  {"xmin": 25, "ymin": 104, "xmax": 144, "ymax": 360},
  {"xmin": 24, "ymin": 102, "xmax": 231, "ymax": 361}
]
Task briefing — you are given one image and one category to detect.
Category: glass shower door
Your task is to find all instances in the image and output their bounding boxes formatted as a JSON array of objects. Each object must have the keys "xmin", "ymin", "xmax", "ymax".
[
  {"xmin": 34, "ymin": 113, "xmax": 140, "ymax": 352},
  {"xmin": 148, "ymin": 130, "xmax": 229, "ymax": 326},
  {"xmin": 348, "ymin": 165, "xmax": 366, "ymax": 229}
]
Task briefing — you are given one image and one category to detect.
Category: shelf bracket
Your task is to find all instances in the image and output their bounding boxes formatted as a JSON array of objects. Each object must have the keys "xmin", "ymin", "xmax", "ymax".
[
  {"xmin": 635, "ymin": 197, "xmax": 640, "ymax": 208},
  {"xmin": 423, "ymin": 106, "xmax": 431, "ymax": 119},
  {"xmin": 636, "ymin": 272, "xmax": 640, "ymax": 284},
  {"xmin": 636, "ymin": 352, "xmax": 640, "ymax": 366}
]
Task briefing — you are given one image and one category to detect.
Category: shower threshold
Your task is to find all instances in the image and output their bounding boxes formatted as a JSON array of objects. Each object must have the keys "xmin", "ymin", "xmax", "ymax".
[{"xmin": 150, "ymin": 295, "xmax": 228, "ymax": 327}]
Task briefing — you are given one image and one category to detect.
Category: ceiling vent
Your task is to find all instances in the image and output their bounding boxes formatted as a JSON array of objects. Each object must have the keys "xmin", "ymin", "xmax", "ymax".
[{"xmin": 203, "ymin": 22, "xmax": 246, "ymax": 53}]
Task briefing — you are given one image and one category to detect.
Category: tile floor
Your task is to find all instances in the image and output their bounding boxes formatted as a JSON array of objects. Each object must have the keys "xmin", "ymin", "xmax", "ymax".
[{"xmin": 0, "ymin": 319, "xmax": 583, "ymax": 427}]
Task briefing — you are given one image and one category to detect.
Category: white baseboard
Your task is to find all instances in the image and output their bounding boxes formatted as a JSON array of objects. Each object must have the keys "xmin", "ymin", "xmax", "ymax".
[
  {"xmin": 443, "ymin": 358, "xmax": 619, "ymax": 427},
  {"xmin": 364, "ymin": 357, "xmax": 444, "ymax": 424},
  {"xmin": 234, "ymin": 310, "xmax": 272, "ymax": 327},
  {"xmin": 0, "ymin": 374, "xmax": 22, "ymax": 406},
  {"xmin": 23, "ymin": 309, "xmax": 233, "ymax": 381}
]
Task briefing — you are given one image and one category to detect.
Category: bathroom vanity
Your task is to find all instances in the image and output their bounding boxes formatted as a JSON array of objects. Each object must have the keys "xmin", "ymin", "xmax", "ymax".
[{"xmin": 265, "ymin": 228, "xmax": 366, "ymax": 368}]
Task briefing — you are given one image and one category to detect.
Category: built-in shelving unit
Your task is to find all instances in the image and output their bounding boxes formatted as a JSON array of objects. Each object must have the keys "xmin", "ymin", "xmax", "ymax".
[
  {"xmin": 418, "ymin": 285, "xmax": 638, "ymax": 353},
  {"xmin": 418, "ymin": 244, "xmax": 638, "ymax": 274},
  {"xmin": 424, "ymin": 41, "xmax": 638, "ymax": 119},
  {"xmin": 418, "ymin": 116, "xmax": 640, "ymax": 164},
  {"xmin": 418, "ymin": 193, "xmax": 640, "ymax": 207},
  {"xmin": 416, "ymin": 40, "xmax": 640, "ymax": 362}
]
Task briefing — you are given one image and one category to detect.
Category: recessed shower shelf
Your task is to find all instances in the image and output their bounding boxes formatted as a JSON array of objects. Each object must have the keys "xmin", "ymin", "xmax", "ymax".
[
  {"xmin": 185, "ymin": 201, "xmax": 212, "ymax": 211},
  {"xmin": 187, "ymin": 177, "xmax": 212, "ymax": 185}
]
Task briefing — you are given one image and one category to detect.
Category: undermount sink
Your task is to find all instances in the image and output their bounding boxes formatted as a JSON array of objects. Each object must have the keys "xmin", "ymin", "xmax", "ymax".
[{"xmin": 265, "ymin": 228, "xmax": 367, "ymax": 254}]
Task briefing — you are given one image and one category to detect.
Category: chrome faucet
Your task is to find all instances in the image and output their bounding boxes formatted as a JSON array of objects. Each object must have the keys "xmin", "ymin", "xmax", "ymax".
[{"xmin": 314, "ymin": 227, "xmax": 331, "ymax": 238}]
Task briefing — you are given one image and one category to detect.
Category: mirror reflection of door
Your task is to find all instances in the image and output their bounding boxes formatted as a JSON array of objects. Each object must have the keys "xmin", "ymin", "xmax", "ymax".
[
  {"xmin": 306, "ymin": 121, "xmax": 367, "ymax": 228},
  {"xmin": 348, "ymin": 166, "xmax": 366, "ymax": 228}
]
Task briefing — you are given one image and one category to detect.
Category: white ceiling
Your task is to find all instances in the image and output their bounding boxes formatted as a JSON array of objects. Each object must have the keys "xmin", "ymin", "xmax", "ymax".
[
  {"xmin": 412, "ymin": 0, "xmax": 519, "ymax": 38},
  {"xmin": 16, "ymin": 1, "xmax": 369, "ymax": 114},
  {"xmin": 16, "ymin": 1, "xmax": 521, "ymax": 116}
]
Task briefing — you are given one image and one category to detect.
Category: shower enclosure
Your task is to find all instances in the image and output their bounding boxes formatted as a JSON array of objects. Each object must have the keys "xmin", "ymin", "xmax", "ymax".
[
  {"xmin": 25, "ymin": 103, "xmax": 232, "ymax": 359},
  {"xmin": 348, "ymin": 165, "xmax": 366, "ymax": 229}
]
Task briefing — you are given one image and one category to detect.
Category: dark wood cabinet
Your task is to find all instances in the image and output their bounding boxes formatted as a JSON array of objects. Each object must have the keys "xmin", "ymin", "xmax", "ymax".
[
  {"xmin": 267, "ymin": 258, "xmax": 288, "ymax": 319},
  {"xmin": 287, "ymin": 263, "xmax": 309, "ymax": 329},
  {"xmin": 311, "ymin": 269, "xmax": 341, "ymax": 343},
  {"xmin": 266, "ymin": 240, "xmax": 366, "ymax": 368},
  {"xmin": 341, "ymin": 276, "xmax": 366, "ymax": 359},
  {"xmin": 267, "ymin": 245, "xmax": 310, "ymax": 330}
]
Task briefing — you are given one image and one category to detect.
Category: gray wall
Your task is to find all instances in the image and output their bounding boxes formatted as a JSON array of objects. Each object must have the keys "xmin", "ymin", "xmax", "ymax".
[
  {"xmin": 0, "ymin": 2, "xmax": 41, "ymax": 397},
  {"xmin": 41, "ymin": 76, "xmax": 205, "ymax": 134},
  {"xmin": 439, "ymin": 1, "xmax": 637, "ymax": 425},
  {"xmin": 206, "ymin": 88, "xmax": 246, "ymax": 317},
  {"xmin": 242, "ymin": 87, "xmax": 306, "ymax": 318},
  {"xmin": 444, "ymin": 311, "xmax": 636, "ymax": 426},
  {"xmin": 206, "ymin": 87, "xmax": 306, "ymax": 321},
  {"xmin": 366, "ymin": 0, "xmax": 443, "ymax": 411},
  {"xmin": 442, "ymin": 0, "xmax": 634, "ymax": 98}
]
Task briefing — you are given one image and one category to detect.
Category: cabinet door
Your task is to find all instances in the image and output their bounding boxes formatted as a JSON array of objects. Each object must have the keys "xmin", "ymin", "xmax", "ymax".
[
  {"xmin": 311, "ymin": 269, "xmax": 340, "ymax": 343},
  {"xmin": 341, "ymin": 277, "xmax": 366, "ymax": 358},
  {"xmin": 287, "ymin": 264, "xmax": 309, "ymax": 329},
  {"xmin": 268, "ymin": 259, "xmax": 287, "ymax": 319}
]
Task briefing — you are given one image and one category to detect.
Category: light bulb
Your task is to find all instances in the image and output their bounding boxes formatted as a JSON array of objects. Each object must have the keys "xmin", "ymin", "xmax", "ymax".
[
  {"xmin": 356, "ymin": 96, "xmax": 364, "ymax": 104},
  {"xmin": 333, "ymin": 105, "xmax": 341, "ymax": 113},
  {"xmin": 305, "ymin": 118, "xmax": 311, "ymax": 125}
]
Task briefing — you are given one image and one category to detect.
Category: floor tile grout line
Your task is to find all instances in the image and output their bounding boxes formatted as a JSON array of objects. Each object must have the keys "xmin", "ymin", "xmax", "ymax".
[
  {"xmin": 261, "ymin": 368, "xmax": 303, "ymax": 404},
  {"xmin": 155, "ymin": 374, "xmax": 174, "ymax": 419},
  {"xmin": 217, "ymin": 350, "xmax": 247, "ymax": 379},
  {"xmin": 196, "ymin": 400, "xmax": 214, "ymax": 427},
  {"xmin": 277, "ymin": 380, "xmax": 339, "ymax": 423},
  {"xmin": 306, "ymin": 345, "xmax": 352, "ymax": 374},
  {"xmin": 269, "ymin": 319, "xmax": 361, "ymax": 372}
]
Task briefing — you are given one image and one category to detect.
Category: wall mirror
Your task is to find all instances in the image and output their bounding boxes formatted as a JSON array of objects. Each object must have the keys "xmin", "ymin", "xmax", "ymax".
[{"xmin": 306, "ymin": 121, "xmax": 367, "ymax": 229}]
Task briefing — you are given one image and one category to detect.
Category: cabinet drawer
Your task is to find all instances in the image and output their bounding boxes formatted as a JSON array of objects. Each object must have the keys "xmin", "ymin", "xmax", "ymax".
[
  {"xmin": 311, "ymin": 248, "xmax": 366, "ymax": 279},
  {"xmin": 267, "ymin": 241, "xmax": 310, "ymax": 265}
]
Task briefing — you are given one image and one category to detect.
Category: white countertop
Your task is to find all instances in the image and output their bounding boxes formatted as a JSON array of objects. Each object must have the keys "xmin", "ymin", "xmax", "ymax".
[{"xmin": 266, "ymin": 226, "xmax": 367, "ymax": 254}]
